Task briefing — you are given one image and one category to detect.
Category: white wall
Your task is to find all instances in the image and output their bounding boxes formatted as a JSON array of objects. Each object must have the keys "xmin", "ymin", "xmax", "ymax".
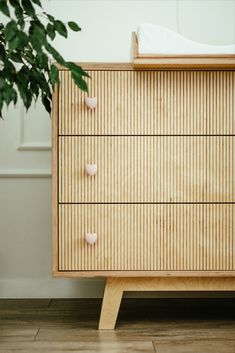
[{"xmin": 0, "ymin": 0, "xmax": 235, "ymax": 298}]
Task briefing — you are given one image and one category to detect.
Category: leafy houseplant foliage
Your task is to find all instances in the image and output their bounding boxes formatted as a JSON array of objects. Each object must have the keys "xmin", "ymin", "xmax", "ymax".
[{"xmin": 0, "ymin": 0, "xmax": 89, "ymax": 118}]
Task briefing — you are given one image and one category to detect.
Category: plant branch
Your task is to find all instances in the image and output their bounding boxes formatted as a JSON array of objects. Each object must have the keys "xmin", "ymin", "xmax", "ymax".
[{"xmin": 0, "ymin": 0, "xmax": 88, "ymax": 118}]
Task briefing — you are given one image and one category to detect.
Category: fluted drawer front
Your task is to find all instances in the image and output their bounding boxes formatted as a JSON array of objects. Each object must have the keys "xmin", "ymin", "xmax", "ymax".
[
  {"xmin": 59, "ymin": 136, "xmax": 234, "ymax": 203},
  {"xmin": 59, "ymin": 70, "xmax": 235, "ymax": 135},
  {"xmin": 59, "ymin": 204, "xmax": 235, "ymax": 271}
]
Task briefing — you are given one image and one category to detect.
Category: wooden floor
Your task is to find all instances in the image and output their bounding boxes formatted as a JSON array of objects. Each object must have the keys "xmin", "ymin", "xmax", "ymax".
[{"xmin": 0, "ymin": 298, "xmax": 234, "ymax": 352}]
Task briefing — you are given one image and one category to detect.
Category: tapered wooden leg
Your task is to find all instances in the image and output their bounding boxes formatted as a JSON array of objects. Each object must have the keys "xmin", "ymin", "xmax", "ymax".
[
  {"xmin": 99, "ymin": 277, "xmax": 235, "ymax": 330},
  {"xmin": 98, "ymin": 278, "xmax": 123, "ymax": 330}
]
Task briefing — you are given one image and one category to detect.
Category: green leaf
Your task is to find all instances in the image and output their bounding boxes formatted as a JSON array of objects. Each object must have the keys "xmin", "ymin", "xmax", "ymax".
[
  {"xmin": 0, "ymin": 0, "xmax": 10, "ymax": 17},
  {"xmin": 0, "ymin": 95, "xmax": 3, "ymax": 118},
  {"xmin": 2, "ymin": 59, "xmax": 16, "ymax": 77},
  {"xmin": 31, "ymin": 68, "xmax": 51, "ymax": 95},
  {"xmin": 29, "ymin": 21, "xmax": 46, "ymax": 53},
  {"xmin": 0, "ymin": 22, "xmax": 5, "ymax": 38},
  {"xmin": 17, "ymin": 65, "xmax": 30, "ymax": 85},
  {"xmin": 45, "ymin": 43, "xmax": 65, "ymax": 66},
  {"xmin": 36, "ymin": 52, "xmax": 48, "ymax": 69},
  {"xmin": 45, "ymin": 13, "xmax": 54, "ymax": 22},
  {"xmin": 21, "ymin": 0, "xmax": 36, "ymax": 16},
  {"xmin": 42, "ymin": 95, "xmax": 51, "ymax": 114},
  {"xmin": 0, "ymin": 1, "xmax": 86, "ymax": 116},
  {"xmin": 9, "ymin": 52, "xmax": 23, "ymax": 63},
  {"xmin": 3, "ymin": 84, "xmax": 17, "ymax": 106},
  {"xmin": 54, "ymin": 20, "xmax": 67, "ymax": 38},
  {"xmin": 17, "ymin": 83, "xmax": 32, "ymax": 110},
  {"xmin": 68, "ymin": 21, "xmax": 81, "ymax": 32},
  {"xmin": 46, "ymin": 23, "xmax": 55, "ymax": 40},
  {"xmin": 4, "ymin": 21, "xmax": 18, "ymax": 41},
  {"xmin": 12, "ymin": 89, "xmax": 17, "ymax": 104},
  {"xmin": 29, "ymin": 20, "xmax": 46, "ymax": 41},
  {"xmin": 31, "ymin": 0, "xmax": 42, "ymax": 7},
  {"xmin": 71, "ymin": 70, "xmax": 88, "ymax": 92},
  {"xmin": 9, "ymin": 0, "xmax": 24, "ymax": 26},
  {"xmin": 30, "ymin": 80, "xmax": 39, "ymax": 99},
  {"xmin": 50, "ymin": 64, "xmax": 59, "ymax": 87},
  {"xmin": 0, "ymin": 77, "xmax": 5, "ymax": 89},
  {"xmin": 66, "ymin": 62, "xmax": 90, "ymax": 78},
  {"xmin": 0, "ymin": 43, "xmax": 6, "ymax": 60},
  {"xmin": 8, "ymin": 36, "xmax": 19, "ymax": 51},
  {"xmin": 8, "ymin": 31, "xmax": 28, "ymax": 51},
  {"xmin": 30, "ymin": 35, "xmax": 43, "ymax": 53}
]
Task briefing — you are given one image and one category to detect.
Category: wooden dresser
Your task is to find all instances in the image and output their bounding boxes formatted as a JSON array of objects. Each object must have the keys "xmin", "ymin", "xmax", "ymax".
[{"xmin": 52, "ymin": 63, "xmax": 235, "ymax": 329}]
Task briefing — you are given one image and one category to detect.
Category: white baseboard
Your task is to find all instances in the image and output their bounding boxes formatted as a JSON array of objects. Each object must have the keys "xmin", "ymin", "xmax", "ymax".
[{"xmin": 0, "ymin": 278, "xmax": 235, "ymax": 299}]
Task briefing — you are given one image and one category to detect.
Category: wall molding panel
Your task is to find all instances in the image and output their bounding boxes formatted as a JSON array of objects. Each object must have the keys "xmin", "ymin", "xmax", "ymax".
[
  {"xmin": 0, "ymin": 169, "xmax": 51, "ymax": 178},
  {"xmin": 17, "ymin": 106, "xmax": 51, "ymax": 152},
  {"xmin": 17, "ymin": 142, "xmax": 51, "ymax": 151}
]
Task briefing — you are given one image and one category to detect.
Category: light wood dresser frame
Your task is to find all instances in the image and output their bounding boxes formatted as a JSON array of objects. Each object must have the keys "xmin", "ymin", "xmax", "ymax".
[{"xmin": 52, "ymin": 63, "xmax": 235, "ymax": 329}]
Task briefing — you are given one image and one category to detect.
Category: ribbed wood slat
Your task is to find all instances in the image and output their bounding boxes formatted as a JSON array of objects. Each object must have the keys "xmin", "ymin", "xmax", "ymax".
[
  {"xmin": 55, "ymin": 66, "xmax": 235, "ymax": 277},
  {"xmin": 59, "ymin": 136, "xmax": 234, "ymax": 203},
  {"xmin": 58, "ymin": 70, "xmax": 235, "ymax": 136},
  {"xmin": 59, "ymin": 204, "xmax": 235, "ymax": 271}
]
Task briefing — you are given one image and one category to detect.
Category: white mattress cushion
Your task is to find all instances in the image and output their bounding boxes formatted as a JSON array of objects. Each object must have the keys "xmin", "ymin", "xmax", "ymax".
[{"xmin": 137, "ymin": 24, "xmax": 235, "ymax": 55}]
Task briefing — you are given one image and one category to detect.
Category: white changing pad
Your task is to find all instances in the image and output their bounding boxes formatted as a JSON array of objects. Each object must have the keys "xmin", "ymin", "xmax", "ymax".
[{"xmin": 137, "ymin": 24, "xmax": 235, "ymax": 55}]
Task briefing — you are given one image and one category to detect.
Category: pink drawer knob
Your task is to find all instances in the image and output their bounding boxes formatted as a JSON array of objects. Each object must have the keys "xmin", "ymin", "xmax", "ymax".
[
  {"xmin": 85, "ymin": 97, "xmax": 97, "ymax": 109},
  {"xmin": 85, "ymin": 233, "xmax": 97, "ymax": 245},
  {"xmin": 86, "ymin": 163, "xmax": 97, "ymax": 176}
]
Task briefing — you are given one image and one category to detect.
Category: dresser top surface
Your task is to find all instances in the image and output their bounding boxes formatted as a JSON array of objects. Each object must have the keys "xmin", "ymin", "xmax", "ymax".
[{"xmin": 55, "ymin": 62, "xmax": 235, "ymax": 71}]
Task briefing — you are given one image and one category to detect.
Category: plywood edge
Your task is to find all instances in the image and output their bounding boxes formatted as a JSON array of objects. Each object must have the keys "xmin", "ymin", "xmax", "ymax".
[
  {"xmin": 55, "ymin": 61, "xmax": 235, "ymax": 71},
  {"xmin": 52, "ymin": 85, "xmax": 59, "ymax": 274},
  {"xmin": 133, "ymin": 57, "xmax": 235, "ymax": 70},
  {"xmin": 54, "ymin": 61, "xmax": 235, "ymax": 72},
  {"xmin": 53, "ymin": 271, "xmax": 235, "ymax": 278},
  {"xmin": 104, "ymin": 277, "xmax": 235, "ymax": 291},
  {"xmin": 132, "ymin": 32, "xmax": 138, "ymax": 60},
  {"xmin": 54, "ymin": 62, "xmax": 134, "ymax": 71}
]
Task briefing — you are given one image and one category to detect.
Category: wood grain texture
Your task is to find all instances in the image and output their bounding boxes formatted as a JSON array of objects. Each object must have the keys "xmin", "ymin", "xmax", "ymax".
[
  {"xmin": 98, "ymin": 277, "xmax": 235, "ymax": 329},
  {"xmin": 133, "ymin": 58, "xmax": 235, "ymax": 70},
  {"xmin": 153, "ymin": 340, "xmax": 235, "ymax": 353},
  {"xmin": 53, "ymin": 271, "xmax": 235, "ymax": 278},
  {"xmin": 52, "ymin": 85, "xmax": 59, "ymax": 274},
  {"xmin": 0, "ymin": 298, "xmax": 234, "ymax": 351},
  {"xmin": 59, "ymin": 204, "xmax": 235, "ymax": 272},
  {"xmin": 55, "ymin": 62, "xmax": 134, "ymax": 70},
  {"xmin": 103, "ymin": 277, "xmax": 235, "ymax": 292},
  {"xmin": 59, "ymin": 70, "xmax": 235, "ymax": 136},
  {"xmin": 99, "ymin": 278, "xmax": 123, "ymax": 330},
  {"xmin": 53, "ymin": 65, "xmax": 235, "ymax": 284},
  {"xmin": 59, "ymin": 136, "xmax": 234, "ymax": 203},
  {"xmin": 132, "ymin": 32, "xmax": 138, "ymax": 60}
]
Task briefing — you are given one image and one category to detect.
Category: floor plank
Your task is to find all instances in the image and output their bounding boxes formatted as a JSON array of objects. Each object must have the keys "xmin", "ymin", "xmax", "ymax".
[
  {"xmin": 0, "ymin": 299, "xmax": 50, "ymax": 310},
  {"xmin": 35, "ymin": 326, "xmax": 235, "ymax": 342},
  {"xmin": 153, "ymin": 339, "xmax": 235, "ymax": 353},
  {"xmin": 0, "ymin": 298, "xmax": 234, "ymax": 352},
  {"xmin": 0, "ymin": 340, "xmax": 155, "ymax": 352},
  {"xmin": 0, "ymin": 328, "xmax": 38, "ymax": 342}
]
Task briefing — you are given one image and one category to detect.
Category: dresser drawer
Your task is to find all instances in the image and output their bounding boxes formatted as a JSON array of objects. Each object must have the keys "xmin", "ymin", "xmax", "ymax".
[
  {"xmin": 59, "ymin": 204, "xmax": 235, "ymax": 271},
  {"xmin": 59, "ymin": 70, "xmax": 235, "ymax": 136},
  {"xmin": 59, "ymin": 136, "xmax": 234, "ymax": 203}
]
